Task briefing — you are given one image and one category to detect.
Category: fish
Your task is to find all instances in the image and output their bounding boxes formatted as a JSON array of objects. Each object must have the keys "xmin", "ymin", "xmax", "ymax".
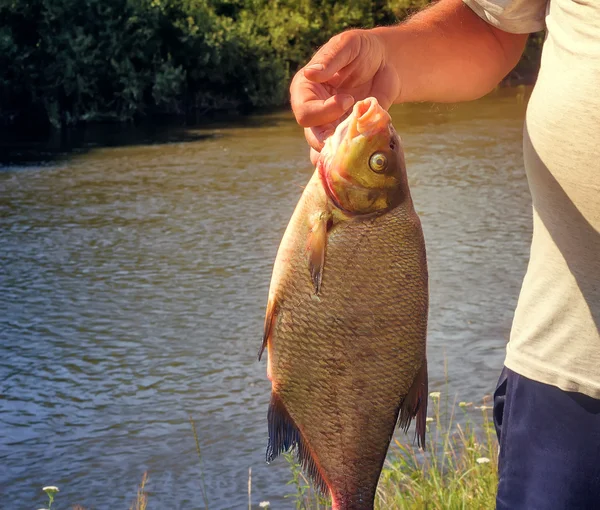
[{"xmin": 259, "ymin": 97, "xmax": 428, "ymax": 510}]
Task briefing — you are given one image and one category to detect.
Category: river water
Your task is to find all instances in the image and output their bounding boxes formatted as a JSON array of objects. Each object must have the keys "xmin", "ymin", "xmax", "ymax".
[{"xmin": 1, "ymin": 88, "xmax": 532, "ymax": 509}]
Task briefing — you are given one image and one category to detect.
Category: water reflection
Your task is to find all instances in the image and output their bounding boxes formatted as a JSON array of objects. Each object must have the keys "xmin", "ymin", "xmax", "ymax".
[{"xmin": 1, "ymin": 88, "xmax": 532, "ymax": 509}]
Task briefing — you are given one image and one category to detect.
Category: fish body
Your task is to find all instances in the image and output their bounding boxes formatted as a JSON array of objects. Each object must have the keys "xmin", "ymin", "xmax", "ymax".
[{"xmin": 260, "ymin": 98, "xmax": 428, "ymax": 510}]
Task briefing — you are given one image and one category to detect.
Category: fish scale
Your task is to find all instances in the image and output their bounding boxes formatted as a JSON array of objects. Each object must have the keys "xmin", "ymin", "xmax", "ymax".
[{"xmin": 260, "ymin": 98, "xmax": 428, "ymax": 510}]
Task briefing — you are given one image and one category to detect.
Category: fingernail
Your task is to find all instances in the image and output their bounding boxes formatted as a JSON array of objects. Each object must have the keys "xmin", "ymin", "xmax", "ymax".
[
  {"xmin": 340, "ymin": 95, "xmax": 354, "ymax": 111},
  {"xmin": 306, "ymin": 63, "xmax": 324, "ymax": 71}
]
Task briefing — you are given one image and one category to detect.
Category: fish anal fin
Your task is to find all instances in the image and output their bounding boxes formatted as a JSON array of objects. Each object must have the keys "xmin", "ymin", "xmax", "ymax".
[
  {"xmin": 266, "ymin": 391, "xmax": 329, "ymax": 496},
  {"xmin": 258, "ymin": 299, "xmax": 279, "ymax": 362},
  {"xmin": 398, "ymin": 358, "xmax": 428, "ymax": 450},
  {"xmin": 306, "ymin": 210, "xmax": 332, "ymax": 295}
]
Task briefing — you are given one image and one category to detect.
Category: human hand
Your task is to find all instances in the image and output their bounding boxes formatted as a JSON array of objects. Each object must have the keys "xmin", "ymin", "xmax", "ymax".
[{"xmin": 290, "ymin": 29, "xmax": 400, "ymax": 164}]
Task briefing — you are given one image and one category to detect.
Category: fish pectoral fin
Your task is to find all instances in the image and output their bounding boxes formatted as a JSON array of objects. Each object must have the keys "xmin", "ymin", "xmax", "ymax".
[
  {"xmin": 306, "ymin": 210, "xmax": 332, "ymax": 295},
  {"xmin": 398, "ymin": 358, "xmax": 428, "ymax": 450},
  {"xmin": 258, "ymin": 299, "xmax": 279, "ymax": 361},
  {"xmin": 267, "ymin": 391, "xmax": 329, "ymax": 496}
]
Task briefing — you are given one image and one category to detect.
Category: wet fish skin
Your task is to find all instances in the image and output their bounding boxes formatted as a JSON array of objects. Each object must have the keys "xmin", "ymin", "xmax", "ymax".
[{"xmin": 260, "ymin": 98, "xmax": 428, "ymax": 510}]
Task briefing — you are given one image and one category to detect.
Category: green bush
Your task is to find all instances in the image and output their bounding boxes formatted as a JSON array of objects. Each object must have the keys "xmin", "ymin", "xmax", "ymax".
[{"xmin": 0, "ymin": 0, "xmax": 541, "ymax": 127}]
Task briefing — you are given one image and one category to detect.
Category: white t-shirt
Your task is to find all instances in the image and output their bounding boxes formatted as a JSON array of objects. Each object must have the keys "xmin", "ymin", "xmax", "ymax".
[{"xmin": 464, "ymin": 0, "xmax": 600, "ymax": 397}]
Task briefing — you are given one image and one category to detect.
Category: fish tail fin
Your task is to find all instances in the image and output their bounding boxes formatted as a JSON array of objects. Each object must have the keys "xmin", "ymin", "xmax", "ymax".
[
  {"xmin": 398, "ymin": 358, "xmax": 428, "ymax": 450},
  {"xmin": 266, "ymin": 391, "xmax": 329, "ymax": 496}
]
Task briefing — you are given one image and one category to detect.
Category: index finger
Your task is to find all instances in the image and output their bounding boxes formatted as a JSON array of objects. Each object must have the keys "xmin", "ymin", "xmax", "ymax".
[{"xmin": 290, "ymin": 72, "xmax": 353, "ymax": 128}]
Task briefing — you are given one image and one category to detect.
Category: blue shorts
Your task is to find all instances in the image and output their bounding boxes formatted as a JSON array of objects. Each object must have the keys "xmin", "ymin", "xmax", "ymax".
[{"xmin": 493, "ymin": 367, "xmax": 600, "ymax": 510}]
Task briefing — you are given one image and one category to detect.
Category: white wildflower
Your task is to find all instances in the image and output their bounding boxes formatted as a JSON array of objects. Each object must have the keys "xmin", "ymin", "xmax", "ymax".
[
  {"xmin": 426, "ymin": 417, "xmax": 434, "ymax": 423},
  {"xmin": 476, "ymin": 457, "xmax": 491, "ymax": 464},
  {"xmin": 42, "ymin": 486, "xmax": 59, "ymax": 493},
  {"xmin": 429, "ymin": 392, "xmax": 441, "ymax": 399},
  {"xmin": 459, "ymin": 401, "xmax": 473, "ymax": 408},
  {"xmin": 259, "ymin": 502, "xmax": 271, "ymax": 508}
]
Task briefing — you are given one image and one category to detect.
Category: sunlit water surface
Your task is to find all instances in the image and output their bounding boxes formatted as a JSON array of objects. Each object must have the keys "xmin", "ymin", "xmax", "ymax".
[{"xmin": 0, "ymin": 89, "xmax": 533, "ymax": 509}]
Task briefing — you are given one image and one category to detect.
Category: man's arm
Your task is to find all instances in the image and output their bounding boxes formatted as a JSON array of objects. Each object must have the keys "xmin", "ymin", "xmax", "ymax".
[{"xmin": 374, "ymin": 0, "xmax": 529, "ymax": 103}]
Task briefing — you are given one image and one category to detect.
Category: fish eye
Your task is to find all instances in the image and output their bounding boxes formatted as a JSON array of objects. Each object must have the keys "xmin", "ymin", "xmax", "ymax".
[{"xmin": 369, "ymin": 152, "xmax": 388, "ymax": 173}]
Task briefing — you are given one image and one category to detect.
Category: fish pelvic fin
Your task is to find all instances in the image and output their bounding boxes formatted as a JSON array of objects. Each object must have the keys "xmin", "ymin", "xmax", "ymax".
[
  {"xmin": 266, "ymin": 391, "xmax": 329, "ymax": 496},
  {"xmin": 398, "ymin": 358, "xmax": 428, "ymax": 450},
  {"xmin": 306, "ymin": 209, "xmax": 332, "ymax": 295},
  {"xmin": 258, "ymin": 299, "xmax": 278, "ymax": 362}
]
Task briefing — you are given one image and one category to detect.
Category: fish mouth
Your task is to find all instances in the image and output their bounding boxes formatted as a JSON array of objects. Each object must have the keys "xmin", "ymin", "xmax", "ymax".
[
  {"xmin": 322, "ymin": 97, "xmax": 391, "ymax": 157},
  {"xmin": 350, "ymin": 97, "xmax": 392, "ymax": 139}
]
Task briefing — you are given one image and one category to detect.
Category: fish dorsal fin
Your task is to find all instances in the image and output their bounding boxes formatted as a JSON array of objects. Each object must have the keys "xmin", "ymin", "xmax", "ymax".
[
  {"xmin": 397, "ymin": 358, "xmax": 428, "ymax": 449},
  {"xmin": 267, "ymin": 391, "xmax": 329, "ymax": 496}
]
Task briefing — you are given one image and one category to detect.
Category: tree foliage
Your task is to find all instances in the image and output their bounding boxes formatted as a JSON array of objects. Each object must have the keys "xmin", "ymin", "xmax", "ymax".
[{"xmin": 0, "ymin": 0, "xmax": 541, "ymax": 128}]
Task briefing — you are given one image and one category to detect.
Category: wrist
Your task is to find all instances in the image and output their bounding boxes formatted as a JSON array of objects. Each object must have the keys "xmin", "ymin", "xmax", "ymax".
[{"xmin": 370, "ymin": 26, "xmax": 404, "ymax": 104}]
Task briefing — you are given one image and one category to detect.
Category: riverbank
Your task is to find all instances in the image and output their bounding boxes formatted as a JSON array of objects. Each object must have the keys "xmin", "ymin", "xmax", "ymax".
[{"xmin": 0, "ymin": 82, "xmax": 533, "ymax": 166}]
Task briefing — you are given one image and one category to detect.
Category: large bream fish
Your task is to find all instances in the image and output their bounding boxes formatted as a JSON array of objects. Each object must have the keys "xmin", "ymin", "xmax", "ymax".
[{"xmin": 259, "ymin": 97, "xmax": 428, "ymax": 510}]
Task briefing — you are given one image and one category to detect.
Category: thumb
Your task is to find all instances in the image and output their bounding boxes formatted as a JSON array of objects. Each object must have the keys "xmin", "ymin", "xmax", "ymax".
[{"xmin": 303, "ymin": 31, "xmax": 361, "ymax": 84}]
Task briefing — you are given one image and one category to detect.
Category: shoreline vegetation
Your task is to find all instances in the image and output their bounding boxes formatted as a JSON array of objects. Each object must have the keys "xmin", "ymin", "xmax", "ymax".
[
  {"xmin": 39, "ymin": 394, "xmax": 498, "ymax": 510},
  {"xmin": 2, "ymin": 0, "xmax": 543, "ymax": 131}
]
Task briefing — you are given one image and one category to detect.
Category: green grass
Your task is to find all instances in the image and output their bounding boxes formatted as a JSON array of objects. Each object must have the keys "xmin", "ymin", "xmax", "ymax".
[{"xmin": 285, "ymin": 394, "xmax": 499, "ymax": 510}]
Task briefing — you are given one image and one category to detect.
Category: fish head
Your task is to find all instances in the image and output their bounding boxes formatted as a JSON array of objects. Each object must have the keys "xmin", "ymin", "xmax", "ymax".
[{"xmin": 318, "ymin": 97, "xmax": 407, "ymax": 215}]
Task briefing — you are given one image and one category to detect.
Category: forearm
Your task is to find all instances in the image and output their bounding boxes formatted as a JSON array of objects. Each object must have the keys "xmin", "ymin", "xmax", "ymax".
[{"xmin": 374, "ymin": 0, "xmax": 529, "ymax": 103}]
